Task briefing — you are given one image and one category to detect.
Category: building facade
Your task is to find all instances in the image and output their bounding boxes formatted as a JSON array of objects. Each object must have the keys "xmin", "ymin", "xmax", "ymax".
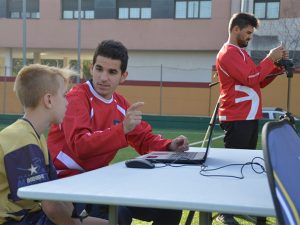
[
  {"xmin": 0, "ymin": 0, "xmax": 299, "ymax": 116},
  {"xmin": 0, "ymin": 0, "xmax": 239, "ymax": 81}
]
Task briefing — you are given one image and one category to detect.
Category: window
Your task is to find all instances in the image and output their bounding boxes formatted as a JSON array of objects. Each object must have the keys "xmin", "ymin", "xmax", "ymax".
[
  {"xmin": 85, "ymin": 10, "xmax": 94, "ymax": 19},
  {"xmin": 31, "ymin": 12, "xmax": 40, "ymax": 18},
  {"xmin": 130, "ymin": 8, "xmax": 140, "ymax": 18},
  {"xmin": 175, "ymin": 0, "xmax": 211, "ymax": 19},
  {"xmin": 74, "ymin": 10, "xmax": 84, "ymax": 19},
  {"xmin": 188, "ymin": 1, "xmax": 199, "ymax": 18},
  {"xmin": 8, "ymin": 0, "xmax": 39, "ymax": 19},
  {"xmin": 118, "ymin": 0, "xmax": 151, "ymax": 19},
  {"xmin": 10, "ymin": 12, "xmax": 20, "ymax": 19},
  {"xmin": 119, "ymin": 8, "xmax": 129, "ymax": 19},
  {"xmin": 62, "ymin": 0, "xmax": 95, "ymax": 19},
  {"xmin": 141, "ymin": 8, "xmax": 151, "ymax": 19},
  {"xmin": 63, "ymin": 10, "xmax": 73, "ymax": 19},
  {"xmin": 254, "ymin": 0, "xmax": 280, "ymax": 19}
]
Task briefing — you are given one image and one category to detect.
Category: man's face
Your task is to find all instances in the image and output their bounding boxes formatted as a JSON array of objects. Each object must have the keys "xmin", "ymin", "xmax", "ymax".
[
  {"xmin": 236, "ymin": 25, "xmax": 254, "ymax": 48},
  {"xmin": 51, "ymin": 77, "xmax": 68, "ymax": 124},
  {"xmin": 90, "ymin": 55, "xmax": 128, "ymax": 100}
]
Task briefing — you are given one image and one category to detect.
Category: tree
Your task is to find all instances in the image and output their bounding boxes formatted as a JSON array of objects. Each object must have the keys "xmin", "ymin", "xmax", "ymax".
[{"xmin": 256, "ymin": 0, "xmax": 300, "ymax": 67}]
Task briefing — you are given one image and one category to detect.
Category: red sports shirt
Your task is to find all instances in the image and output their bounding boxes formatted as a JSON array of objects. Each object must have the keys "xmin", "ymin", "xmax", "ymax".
[
  {"xmin": 48, "ymin": 81, "xmax": 171, "ymax": 177},
  {"xmin": 216, "ymin": 43, "xmax": 282, "ymax": 122}
]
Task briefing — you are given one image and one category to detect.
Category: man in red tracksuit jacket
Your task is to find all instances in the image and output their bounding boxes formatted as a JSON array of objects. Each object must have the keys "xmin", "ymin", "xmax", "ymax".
[
  {"xmin": 215, "ymin": 12, "xmax": 287, "ymax": 225},
  {"xmin": 48, "ymin": 40, "xmax": 189, "ymax": 225}
]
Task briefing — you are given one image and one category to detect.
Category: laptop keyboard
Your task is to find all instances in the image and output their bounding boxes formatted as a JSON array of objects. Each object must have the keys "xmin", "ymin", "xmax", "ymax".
[{"xmin": 168, "ymin": 152, "xmax": 197, "ymax": 160}]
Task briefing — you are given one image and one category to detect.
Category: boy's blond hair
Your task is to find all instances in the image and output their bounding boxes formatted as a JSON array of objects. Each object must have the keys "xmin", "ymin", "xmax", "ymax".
[{"xmin": 14, "ymin": 64, "xmax": 75, "ymax": 108}]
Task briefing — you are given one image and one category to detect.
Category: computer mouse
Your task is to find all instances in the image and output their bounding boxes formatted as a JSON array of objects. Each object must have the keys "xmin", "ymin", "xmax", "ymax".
[{"xmin": 125, "ymin": 159, "xmax": 155, "ymax": 169}]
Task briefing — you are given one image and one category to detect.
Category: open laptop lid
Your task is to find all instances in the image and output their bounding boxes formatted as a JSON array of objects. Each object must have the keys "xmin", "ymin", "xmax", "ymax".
[{"xmin": 138, "ymin": 101, "xmax": 217, "ymax": 165}]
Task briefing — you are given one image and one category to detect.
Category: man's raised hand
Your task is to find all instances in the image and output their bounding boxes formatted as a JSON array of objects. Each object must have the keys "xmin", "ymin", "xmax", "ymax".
[{"xmin": 123, "ymin": 102, "xmax": 144, "ymax": 134}]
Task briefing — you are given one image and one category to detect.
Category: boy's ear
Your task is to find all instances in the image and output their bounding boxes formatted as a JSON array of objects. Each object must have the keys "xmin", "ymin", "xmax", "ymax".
[
  {"xmin": 120, "ymin": 71, "xmax": 128, "ymax": 84},
  {"xmin": 43, "ymin": 94, "xmax": 52, "ymax": 109}
]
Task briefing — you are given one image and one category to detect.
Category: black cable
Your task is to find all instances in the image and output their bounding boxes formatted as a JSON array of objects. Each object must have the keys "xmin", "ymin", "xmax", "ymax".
[{"xmin": 199, "ymin": 157, "xmax": 265, "ymax": 179}]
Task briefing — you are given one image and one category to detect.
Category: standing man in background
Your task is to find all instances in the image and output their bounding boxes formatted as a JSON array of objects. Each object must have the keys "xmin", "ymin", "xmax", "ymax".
[
  {"xmin": 48, "ymin": 40, "xmax": 189, "ymax": 225},
  {"xmin": 216, "ymin": 12, "xmax": 287, "ymax": 225}
]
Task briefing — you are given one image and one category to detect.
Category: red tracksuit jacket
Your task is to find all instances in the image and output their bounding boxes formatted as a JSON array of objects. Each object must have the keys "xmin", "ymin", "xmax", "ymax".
[
  {"xmin": 216, "ymin": 43, "xmax": 282, "ymax": 122},
  {"xmin": 48, "ymin": 80, "xmax": 171, "ymax": 177}
]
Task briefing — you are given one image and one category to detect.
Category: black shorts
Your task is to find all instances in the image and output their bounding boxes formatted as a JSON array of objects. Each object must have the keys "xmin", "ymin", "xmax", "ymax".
[
  {"xmin": 220, "ymin": 120, "xmax": 259, "ymax": 149},
  {"xmin": 73, "ymin": 203, "xmax": 182, "ymax": 225}
]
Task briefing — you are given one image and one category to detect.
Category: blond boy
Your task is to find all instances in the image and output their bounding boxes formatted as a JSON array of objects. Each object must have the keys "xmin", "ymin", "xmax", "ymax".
[{"xmin": 0, "ymin": 64, "xmax": 107, "ymax": 225}]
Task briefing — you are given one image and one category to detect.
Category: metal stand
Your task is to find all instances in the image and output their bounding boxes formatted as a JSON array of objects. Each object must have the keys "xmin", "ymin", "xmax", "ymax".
[
  {"xmin": 185, "ymin": 83, "xmax": 220, "ymax": 225},
  {"xmin": 280, "ymin": 60, "xmax": 296, "ymax": 127},
  {"xmin": 201, "ymin": 96, "xmax": 220, "ymax": 149}
]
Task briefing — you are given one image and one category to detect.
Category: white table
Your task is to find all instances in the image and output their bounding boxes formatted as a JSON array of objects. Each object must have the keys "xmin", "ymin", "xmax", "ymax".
[{"xmin": 18, "ymin": 147, "xmax": 275, "ymax": 225}]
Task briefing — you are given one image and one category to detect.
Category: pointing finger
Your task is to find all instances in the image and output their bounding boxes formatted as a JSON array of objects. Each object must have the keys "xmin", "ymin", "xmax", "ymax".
[{"xmin": 127, "ymin": 102, "xmax": 144, "ymax": 112}]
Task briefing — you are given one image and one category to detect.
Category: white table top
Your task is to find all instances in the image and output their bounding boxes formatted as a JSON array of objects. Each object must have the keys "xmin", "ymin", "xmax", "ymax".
[{"xmin": 18, "ymin": 147, "xmax": 275, "ymax": 217}]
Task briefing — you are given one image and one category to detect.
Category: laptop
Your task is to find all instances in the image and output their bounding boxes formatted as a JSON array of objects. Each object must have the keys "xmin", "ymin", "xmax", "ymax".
[
  {"xmin": 138, "ymin": 97, "xmax": 218, "ymax": 165},
  {"xmin": 138, "ymin": 131, "xmax": 212, "ymax": 165}
]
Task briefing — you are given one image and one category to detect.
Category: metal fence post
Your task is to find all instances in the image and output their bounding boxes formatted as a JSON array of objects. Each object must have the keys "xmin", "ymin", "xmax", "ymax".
[
  {"xmin": 160, "ymin": 64, "xmax": 163, "ymax": 116},
  {"xmin": 3, "ymin": 66, "xmax": 7, "ymax": 114},
  {"xmin": 22, "ymin": 0, "xmax": 27, "ymax": 66},
  {"xmin": 76, "ymin": 0, "xmax": 82, "ymax": 83}
]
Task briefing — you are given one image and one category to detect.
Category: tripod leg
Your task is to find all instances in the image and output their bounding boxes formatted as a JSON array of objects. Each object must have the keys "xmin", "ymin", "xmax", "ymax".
[
  {"xmin": 201, "ymin": 97, "xmax": 220, "ymax": 148},
  {"xmin": 199, "ymin": 212, "xmax": 212, "ymax": 225}
]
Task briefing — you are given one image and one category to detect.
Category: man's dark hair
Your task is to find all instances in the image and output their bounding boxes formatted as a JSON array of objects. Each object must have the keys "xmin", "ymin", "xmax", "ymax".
[
  {"xmin": 229, "ymin": 12, "xmax": 259, "ymax": 32},
  {"xmin": 93, "ymin": 40, "xmax": 128, "ymax": 73}
]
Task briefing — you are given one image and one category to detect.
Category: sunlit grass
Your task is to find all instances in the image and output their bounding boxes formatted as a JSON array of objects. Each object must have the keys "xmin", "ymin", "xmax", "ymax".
[{"xmin": 132, "ymin": 211, "xmax": 276, "ymax": 225}]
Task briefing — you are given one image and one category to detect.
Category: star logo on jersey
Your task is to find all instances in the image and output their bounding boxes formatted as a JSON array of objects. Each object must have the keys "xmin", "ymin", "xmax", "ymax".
[
  {"xmin": 17, "ymin": 164, "xmax": 38, "ymax": 176},
  {"xmin": 5, "ymin": 147, "xmax": 49, "ymax": 201},
  {"xmin": 17, "ymin": 159, "xmax": 41, "ymax": 175},
  {"xmin": 16, "ymin": 157, "xmax": 49, "ymax": 187},
  {"xmin": 28, "ymin": 164, "xmax": 38, "ymax": 175}
]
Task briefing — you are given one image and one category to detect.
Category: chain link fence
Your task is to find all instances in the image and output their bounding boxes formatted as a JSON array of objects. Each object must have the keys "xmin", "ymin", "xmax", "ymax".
[{"xmin": 0, "ymin": 64, "xmax": 213, "ymax": 115}]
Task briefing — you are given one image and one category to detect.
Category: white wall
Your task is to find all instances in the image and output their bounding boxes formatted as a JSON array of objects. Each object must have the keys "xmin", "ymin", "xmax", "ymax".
[
  {"xmin": 127, "ymin": 50, "xmax": 217, "ymax": 83},
  {"xmin": 0, "ymin": 47, "xmax": 219, "ymax": 83}
]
